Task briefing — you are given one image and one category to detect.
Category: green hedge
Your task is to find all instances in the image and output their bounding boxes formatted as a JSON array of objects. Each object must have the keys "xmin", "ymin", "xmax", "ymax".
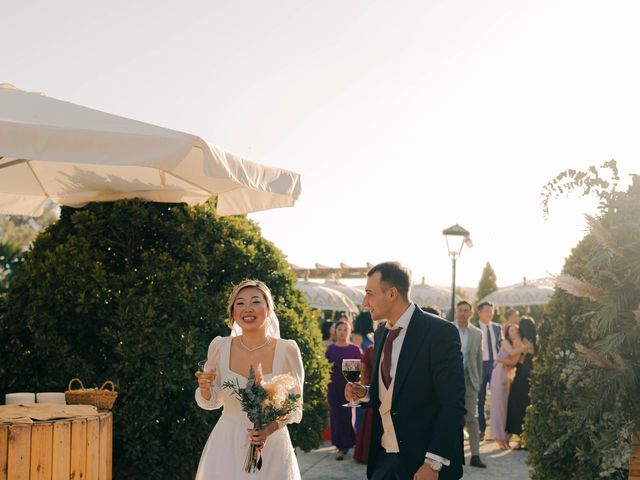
[
  {"xmin": 0, "ymin": 200, "xmax": 329, "ymax": 479},
  {"xmin": 524, "ymin": 237, "xmax": 628, "ymax": 479},
  {"xmin": 526, "ymin": 169, "xmax": 639, "ymax": 479}
]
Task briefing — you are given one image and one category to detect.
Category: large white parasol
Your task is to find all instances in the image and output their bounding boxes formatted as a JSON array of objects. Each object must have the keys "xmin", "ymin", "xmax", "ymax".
[
  {"xmin": 322, "ymin": 279, "xmax": 365, "ymax": 306},
  {"xmin": 0, "ymin": 84, "xmax": 301, "ymax": 217},
  {"xmin": 295, "ymin": 280, "xmax": 359, "ymax": 313},
  {"xmin": 480, "ymin": 278, "xmax": 554, "ymax": 307},
  {"xmin": 411, "ymin": 280, "xmax": 458, "ymax": 310}
]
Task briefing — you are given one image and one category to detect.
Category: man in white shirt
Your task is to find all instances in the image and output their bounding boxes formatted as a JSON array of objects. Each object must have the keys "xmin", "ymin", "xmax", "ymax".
[
  {"xmin": 454, "ymin": 300, "xmax": 486, "ymax": 468},
  {"xmin": 345, "ymin": 262, "xmax": 465, "ymax": 480},
  {"xmin": 474, "ymin": 301, "xmax": 502, "ymax": 440}
]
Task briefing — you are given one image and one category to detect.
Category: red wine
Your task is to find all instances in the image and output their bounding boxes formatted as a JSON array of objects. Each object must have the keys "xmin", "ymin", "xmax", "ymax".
[{"xmin": 343, "ymin": 370, "xmax": 361, "ymax": 383}]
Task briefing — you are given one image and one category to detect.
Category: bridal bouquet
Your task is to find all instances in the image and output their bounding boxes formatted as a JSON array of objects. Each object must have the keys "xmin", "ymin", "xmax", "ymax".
[{"xmin": 223, "ymin": 364, "xmax": 301, "ymax": 473}]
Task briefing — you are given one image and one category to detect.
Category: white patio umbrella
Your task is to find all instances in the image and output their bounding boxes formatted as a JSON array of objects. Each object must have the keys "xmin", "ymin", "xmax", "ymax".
[
  {"xmin": 0, "ymin": 84, "xmax": 301, "ymax": 217},
  {"xmin": 295, "ymin": 280, "xmax": 359, "ymax": 313},
  {"xmin": 411, "ymin": 281, "xmax": 457, "ymax": 310},
  {"xmin": 322, "ymin": 279, "xmax": 365, "ymax": 306},
  {"xmin": 480, "ymin": 278, "xmax": 554, "ymax": 307}
]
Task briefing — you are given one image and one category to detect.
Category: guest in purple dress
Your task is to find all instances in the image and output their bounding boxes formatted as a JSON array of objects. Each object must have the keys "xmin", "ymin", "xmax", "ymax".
[
  {"xmin": 490, "ymin": 324, "xmax": 529, "ymax": 449},
  {"xmin": 325, "ymin": 317, "xmax": 363, "ymax": 460}
]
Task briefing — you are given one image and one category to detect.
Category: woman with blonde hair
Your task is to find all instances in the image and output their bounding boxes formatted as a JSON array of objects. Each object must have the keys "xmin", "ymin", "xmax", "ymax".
[{"xmin": 194, "ymin": 280, "xmax": 304, "ymax": 479}]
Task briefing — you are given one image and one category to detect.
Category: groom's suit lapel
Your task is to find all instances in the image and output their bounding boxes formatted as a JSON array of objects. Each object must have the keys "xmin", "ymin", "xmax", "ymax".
[
  {"xmin": 392, "ymin": 308, "xmax": 430, "ymax": 405},
  {"xmin": 371, "ymin": 324, "xmax": 387, "ymax": 402}
]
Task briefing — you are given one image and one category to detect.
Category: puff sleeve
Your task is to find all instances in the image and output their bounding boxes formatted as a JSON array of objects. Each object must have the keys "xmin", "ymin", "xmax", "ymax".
[
  {"xmin": 195, "ymin": 336, "xmax": 225, "ymax": 410},
  {"xmin": 277, "ymin": 339, "xmax": 305, "ymax": 426}
]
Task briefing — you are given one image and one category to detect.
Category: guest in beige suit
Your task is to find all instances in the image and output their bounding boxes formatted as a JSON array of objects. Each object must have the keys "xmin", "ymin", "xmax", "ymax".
[{"xmin": 454, "ymin": 300, "xmax": 486, "ymax": 468}]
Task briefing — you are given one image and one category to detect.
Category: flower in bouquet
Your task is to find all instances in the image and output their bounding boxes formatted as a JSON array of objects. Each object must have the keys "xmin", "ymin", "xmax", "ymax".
[{"xmin": 223, "ymin": 363, "xmax": 301, "ymax": 473}]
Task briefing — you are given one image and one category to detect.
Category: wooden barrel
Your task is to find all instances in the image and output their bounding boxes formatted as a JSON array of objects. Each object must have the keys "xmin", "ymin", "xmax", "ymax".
[
  {"xmin": 0, "ymin": 411, "xmax": 112, "ymax": 480},
  {"xmin": 630, "ymin": 433, "xmax": 640, "ymax": 480}
]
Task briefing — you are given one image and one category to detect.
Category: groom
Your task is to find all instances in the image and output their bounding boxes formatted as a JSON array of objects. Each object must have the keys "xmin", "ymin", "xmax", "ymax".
[{"xmin": 345, "ymin": 262, "xmax": 465, "ymax": 480}]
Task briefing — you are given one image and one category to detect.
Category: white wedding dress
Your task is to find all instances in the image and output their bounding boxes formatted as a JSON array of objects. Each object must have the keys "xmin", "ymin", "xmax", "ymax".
[{"xmin": 195, "ymin": 336, "xmax": 304, "ymax": 480}]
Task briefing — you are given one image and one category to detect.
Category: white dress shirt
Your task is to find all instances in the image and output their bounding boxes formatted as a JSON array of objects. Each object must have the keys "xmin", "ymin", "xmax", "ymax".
[
  {"xmin": 479, "ymin": 321, "xmax": 498, "ymax": 361},
  {"xmin": 381, "ymin": 303, "xmax": 414, "ymax": 381}
]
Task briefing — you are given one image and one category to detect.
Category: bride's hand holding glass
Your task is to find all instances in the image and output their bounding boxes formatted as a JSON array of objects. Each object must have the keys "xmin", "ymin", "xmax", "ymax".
[{"xmin": 196, "ymin": 359, "xmax": 217, "ymax": 400}]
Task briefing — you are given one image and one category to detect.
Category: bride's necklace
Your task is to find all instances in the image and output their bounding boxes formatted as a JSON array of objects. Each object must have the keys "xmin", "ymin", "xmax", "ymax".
[{"xmin": 240, "ymin": 336, "xmax": 270, "ymax": 352}]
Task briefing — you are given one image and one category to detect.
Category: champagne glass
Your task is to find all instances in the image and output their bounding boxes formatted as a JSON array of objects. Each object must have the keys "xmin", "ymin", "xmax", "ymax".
[
  {"xmin": 198, "ymin": 360, "xmax": 216, "ymax": 384},
  {"xmin": 342, "ymin": 358, "xmax": 362, "ymax": 407}
]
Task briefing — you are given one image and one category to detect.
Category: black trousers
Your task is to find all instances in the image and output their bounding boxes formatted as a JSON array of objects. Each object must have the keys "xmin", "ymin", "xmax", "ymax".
[
  {"xmin": 477, "ymin": 360, "xmax": 494, "ymax": 433},
  {"xmin": 370, "ymin": 453, "xmax": 411, "ymax": 480}
]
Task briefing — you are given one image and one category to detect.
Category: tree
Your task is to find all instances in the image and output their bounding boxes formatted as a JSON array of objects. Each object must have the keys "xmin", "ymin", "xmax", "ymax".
[
  {"xmin": 476, "ymin": 262, "xmax": 498, "ymax": 303},
  {"xmin": 0, "ymin": 241, "xmax": 22, "ymax": 292},
  {"xmin": 526, "ymin": 162, "xmax": 637, "ymax": 479},
  {"xmin": 0, "ymin": 200, "xmax": 330, "ymax": 479}
]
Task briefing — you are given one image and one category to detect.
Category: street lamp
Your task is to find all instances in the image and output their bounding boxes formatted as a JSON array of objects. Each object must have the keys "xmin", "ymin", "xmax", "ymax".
[{"xmin": 442, "ymin": 224, "xmax": 473, "ymax": 320}]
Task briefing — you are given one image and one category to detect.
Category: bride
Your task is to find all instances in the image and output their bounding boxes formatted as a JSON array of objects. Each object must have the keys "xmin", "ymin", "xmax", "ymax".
[{"xmin": 194, "ymin": 280, "xmax": 304, "ymax": 479}]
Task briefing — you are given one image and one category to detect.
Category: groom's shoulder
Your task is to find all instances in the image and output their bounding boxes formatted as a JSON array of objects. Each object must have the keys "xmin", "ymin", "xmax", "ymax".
[{"xmin": 415, "ymin": 309, "xmax": 456, "ymax": 335}]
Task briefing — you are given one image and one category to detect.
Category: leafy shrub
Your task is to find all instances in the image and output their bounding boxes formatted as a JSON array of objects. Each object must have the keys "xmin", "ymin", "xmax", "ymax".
[
  {"xmin": 0, "ymin": 200, "xmax": 329, "ymax": 479},
  {"xmin": 526, "ymin": 165, "xmax": 638, "ymax": 479}
]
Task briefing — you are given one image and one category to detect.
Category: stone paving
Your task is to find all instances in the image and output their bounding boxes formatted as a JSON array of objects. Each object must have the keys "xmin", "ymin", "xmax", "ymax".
[{"xmin": 297, "ymin": 438, "xmax": 531, "ymax": 479}]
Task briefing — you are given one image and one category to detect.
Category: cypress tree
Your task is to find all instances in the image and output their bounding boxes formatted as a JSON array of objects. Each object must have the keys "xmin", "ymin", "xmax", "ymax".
[{"xmin": 476, "ymin": 261, "xmax": 498, "ymax": 303}]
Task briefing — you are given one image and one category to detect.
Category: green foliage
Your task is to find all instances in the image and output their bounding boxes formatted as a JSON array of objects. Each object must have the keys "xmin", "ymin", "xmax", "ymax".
[
  {"xmin": 540, "ymin": 160, "xmax": 620, "ymax": 217},
  {"xmin": 525, "ymin": 238, "xmax": 629, "ymax": 479},
  {"xmin": 0, "ymin": 241, "xmax": 22, "ymax": 291},
  {"xmin": 0, "ymin": 200, "xmax": 330, "ymax": 479},
  {"xmin": 222, "ymin": 366, "xmax": 300, "ymax": 429},
  {"xmin": 476, "ymin": 261, "xmax": 498, "ymax": 302},
  {"xmin": 526, "ymin": 163, "xmax": 639, "ymax": 479}
]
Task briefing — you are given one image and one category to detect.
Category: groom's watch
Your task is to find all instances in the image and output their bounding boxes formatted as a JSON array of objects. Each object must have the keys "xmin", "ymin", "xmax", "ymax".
[{"xmin": 424, "ymin": 458, "xmax": 443, "ymax": 472}]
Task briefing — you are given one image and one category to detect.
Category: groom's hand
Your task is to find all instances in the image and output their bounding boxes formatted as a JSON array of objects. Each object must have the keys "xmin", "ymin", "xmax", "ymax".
[
  {"xmin": 413, "ymin": 464, "xmax": 439, "ymax": 480},
  {"xmin": 344, "ymin": 383, "xmax": 366, "ymax": 403}
]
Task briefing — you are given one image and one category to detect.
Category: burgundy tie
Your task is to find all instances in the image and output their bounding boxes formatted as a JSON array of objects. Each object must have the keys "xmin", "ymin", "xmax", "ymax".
[{"xmin": 381, "ymin": 327, "xmax": 402, "ymax": 389}]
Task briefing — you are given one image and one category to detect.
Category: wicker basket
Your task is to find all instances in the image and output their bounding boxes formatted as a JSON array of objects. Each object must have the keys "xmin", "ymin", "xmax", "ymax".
[{"xmin": 65, "ymin": 378, "xmax": 118, "ymax": 410}]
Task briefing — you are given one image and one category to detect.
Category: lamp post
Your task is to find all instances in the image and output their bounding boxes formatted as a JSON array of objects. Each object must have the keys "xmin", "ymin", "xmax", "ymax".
[{"xmin": 442, "ymin": 224, "xmax": 472, "ymax": 320}]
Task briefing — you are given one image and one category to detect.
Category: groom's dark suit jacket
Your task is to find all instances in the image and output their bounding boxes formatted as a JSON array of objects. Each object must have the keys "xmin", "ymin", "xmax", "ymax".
[{"xmin": 366, "ymin": 307, "xmax": 465, "ymax": 480}]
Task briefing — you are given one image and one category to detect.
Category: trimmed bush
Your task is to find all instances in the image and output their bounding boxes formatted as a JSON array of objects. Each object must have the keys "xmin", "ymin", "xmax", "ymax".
[
  {"xmin": 0, "ymin": 200, "xmax": 329, "ymax": 479},
  {"xmin": 524, "ymin": 236, "xmax": 629, "ymax": 479},
  {"xmin": 526, "ymin": 166, "xmax": 639, "ymax": 479}
]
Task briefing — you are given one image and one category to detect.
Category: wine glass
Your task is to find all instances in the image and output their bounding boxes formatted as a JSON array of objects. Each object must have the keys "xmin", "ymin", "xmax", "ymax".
[{"xmin": 342, "ymin": 358, "xmax": 362, "ymax": 407}]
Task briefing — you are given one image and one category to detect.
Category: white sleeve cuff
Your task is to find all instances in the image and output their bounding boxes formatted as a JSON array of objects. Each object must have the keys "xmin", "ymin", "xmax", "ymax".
[
  {"xmin": 194, "ymin": 386, "xmax": 222, "ymax": 410},
  {"xmin": 425, "ymin": 452, "xmax": 450, "ymax": 466}
]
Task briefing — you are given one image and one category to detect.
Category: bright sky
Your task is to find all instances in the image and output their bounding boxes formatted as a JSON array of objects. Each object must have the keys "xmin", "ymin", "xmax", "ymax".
[{"xmin": 4, "ymin": 0, "xmax": 639, "ymax": 287}]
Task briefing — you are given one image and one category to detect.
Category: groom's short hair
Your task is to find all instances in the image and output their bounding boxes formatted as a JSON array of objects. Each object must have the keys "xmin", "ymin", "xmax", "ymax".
[{"xmin": 367, "ymin": 261, "xmax": 412, "ymax": 301}]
